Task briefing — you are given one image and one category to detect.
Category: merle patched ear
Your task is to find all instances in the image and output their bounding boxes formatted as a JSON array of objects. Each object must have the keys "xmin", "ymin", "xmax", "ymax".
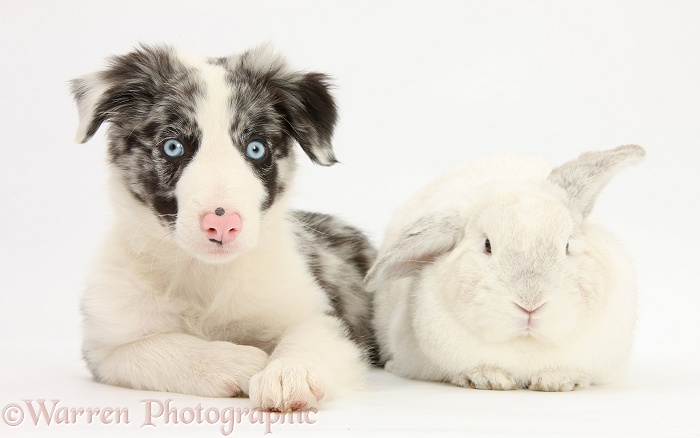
[
  {"xmin": 364, "ymin": 211, "xmax": 464, "ymax": 291},
  {"xmin": 70, "ymin": 45, "xmax": 180, "ymax": 143},
  {"xmin": 272, "ymin": 72, "xmax": 338, "ymax": 165},
  {"xmin": 547, "ymin": 144, "xmax": 646, "ymax": 219},
  {"xmin": 237, "ymin": 46, "xmax": 339, "ymax": 166}
]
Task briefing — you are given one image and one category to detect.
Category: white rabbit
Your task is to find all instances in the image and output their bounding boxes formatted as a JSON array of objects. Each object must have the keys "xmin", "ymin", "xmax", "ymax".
[{"xmin": 366, "ymin": 145, "xmax": 645, "ymax": 391}]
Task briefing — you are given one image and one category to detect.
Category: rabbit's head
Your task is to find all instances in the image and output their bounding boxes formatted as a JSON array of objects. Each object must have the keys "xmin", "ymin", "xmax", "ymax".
[{"xmin": 366, "ymin": 145, "xmax": 645, "ymax": 346}]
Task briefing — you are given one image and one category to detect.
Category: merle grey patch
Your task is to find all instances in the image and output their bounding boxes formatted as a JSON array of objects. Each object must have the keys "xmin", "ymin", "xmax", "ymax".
[
  {"xmin": 290, "ymin": 211, "xmax": 379, "ymax": 364},
  {"xmin": 228, "ymin": 49, "xmax": 338, "ymax": 166},
  {"xmin": 214, "ymin": 50, "xmax": 339, "ymax": 210},
  {"xmin": 71, "ymin": 45, "xmax": 203, "ymax": 226}
]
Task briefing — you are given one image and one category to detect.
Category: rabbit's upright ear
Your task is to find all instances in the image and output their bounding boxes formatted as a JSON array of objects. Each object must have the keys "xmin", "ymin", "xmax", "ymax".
[
  {"xmin": 547, "ymin": 144, "xmax": 646, "ymax": 219},
  {"xmin": 364, "ymin": 211, "xmax": 464, "ymax": 291}
]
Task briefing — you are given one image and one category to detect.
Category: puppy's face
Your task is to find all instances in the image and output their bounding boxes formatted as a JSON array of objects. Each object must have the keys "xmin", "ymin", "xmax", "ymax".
[{"xmin": 72, "ymin": 45, "xmax": 337, "ymax": 263}]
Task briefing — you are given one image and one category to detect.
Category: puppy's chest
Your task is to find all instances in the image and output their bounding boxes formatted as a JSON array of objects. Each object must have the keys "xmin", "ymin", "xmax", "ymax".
[
  {"xmin": 167, "ymin": 278, "xmax": 283, "ymax": 352},
  {"xmin": 184, "ymin": 310, "xmax": 280, "ymax": 353}
]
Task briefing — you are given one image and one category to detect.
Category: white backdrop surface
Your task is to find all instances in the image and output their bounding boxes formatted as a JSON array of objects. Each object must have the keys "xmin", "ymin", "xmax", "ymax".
[{"xmin": 0, "ymin": 1, "xmax": 698, "ymax": 437}]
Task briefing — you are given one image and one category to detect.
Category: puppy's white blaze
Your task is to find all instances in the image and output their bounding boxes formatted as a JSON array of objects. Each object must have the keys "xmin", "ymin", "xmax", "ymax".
[
  {"xmin": 173, "ymin": 61, "xmax": 265, "ymax": 262},
  {"xmin": 196, "ymin": 64, "xmax": 232, "ymax": 145}
]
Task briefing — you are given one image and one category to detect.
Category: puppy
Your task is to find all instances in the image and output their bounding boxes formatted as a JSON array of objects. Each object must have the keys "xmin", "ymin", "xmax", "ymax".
[{"xmin": 71, "ymin": 44, "xmax": 376, "ymax": 411}]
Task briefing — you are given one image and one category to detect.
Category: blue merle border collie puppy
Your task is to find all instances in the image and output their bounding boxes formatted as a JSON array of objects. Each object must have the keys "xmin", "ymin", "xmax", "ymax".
[{"xmin": 71, "ymin": 45, "xmax": 377, "ymax": 411}]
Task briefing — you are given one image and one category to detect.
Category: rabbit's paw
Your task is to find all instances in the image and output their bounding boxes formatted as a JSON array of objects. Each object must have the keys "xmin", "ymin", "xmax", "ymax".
[
  {"xmin": 451, "ymin": 366, "xmax": 518, "ymax": 390},
  {"xmin": 529, "ymin": 370, "xmax": 591, "ymax": 392}
]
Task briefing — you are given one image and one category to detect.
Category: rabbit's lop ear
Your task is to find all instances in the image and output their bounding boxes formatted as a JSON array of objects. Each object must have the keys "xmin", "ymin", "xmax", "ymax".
[
  {"xmin": 364, "ymin": 211, "xmax": 464, "ymax": 291},
  {"xmin": 547, "ymin": 144, "xmax": 646, "ymax": 219}
]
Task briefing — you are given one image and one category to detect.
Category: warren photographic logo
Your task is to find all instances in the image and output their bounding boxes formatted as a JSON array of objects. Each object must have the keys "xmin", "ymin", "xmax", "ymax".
[{"xmin": 2, "ymin": 399, "xmax": 317, "ymax": 435}]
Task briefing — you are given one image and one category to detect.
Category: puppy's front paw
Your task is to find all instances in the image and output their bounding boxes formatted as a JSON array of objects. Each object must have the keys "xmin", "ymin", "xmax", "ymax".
[
  {"xmin": 529, "ymin": 370, "xmax": 590, "ymax": 392},
  {"xmin": 451, "ymin": 366, "xmax": 518, "ymax": 390},
  {"xmin": 191, "ymin": 342, "xmax": 269, "ymax": 398},
  {"xmin": 249, "ymin": 361, "xmax": 326, "ymax": 411}
]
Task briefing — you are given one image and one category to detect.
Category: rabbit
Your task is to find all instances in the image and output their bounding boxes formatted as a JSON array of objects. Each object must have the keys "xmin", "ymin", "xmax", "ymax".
[{"xmin": 365, "ymin": 145, "xmax": 645, "ymax": 391}]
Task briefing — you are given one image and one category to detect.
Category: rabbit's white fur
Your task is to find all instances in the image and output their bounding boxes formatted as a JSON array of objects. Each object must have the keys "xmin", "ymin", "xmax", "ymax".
[{"xmin": 367, "ymin": 145, "xmax": 645, "ymax": 391}]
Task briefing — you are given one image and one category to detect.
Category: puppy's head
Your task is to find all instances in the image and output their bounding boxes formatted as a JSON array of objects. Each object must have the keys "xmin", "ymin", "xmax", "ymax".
[{"xmin": 72, "ymin": 44, "xmax": 337, "ymax": 263}]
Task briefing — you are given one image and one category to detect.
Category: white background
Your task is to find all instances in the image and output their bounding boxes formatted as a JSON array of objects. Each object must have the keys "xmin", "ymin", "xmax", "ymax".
[{"xmin": 0, "ymin": 1, "xmax": 698, "ymax": 436}]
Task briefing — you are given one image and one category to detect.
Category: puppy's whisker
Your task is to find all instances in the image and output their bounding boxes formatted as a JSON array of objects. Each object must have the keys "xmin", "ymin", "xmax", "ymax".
[
  {"xmin": 281, "ymin": 116, "xmax": 302, "ymax": 139},
  {"xmin": 130, "ymin": 222, "xmax": 152, "ymax": 264},
  {"xmin": 288, "ymin": 215, "xmax": 330, "ymax": 236},
  {"xmin": 149, "ymin": 230, "xmax": 175, "ymax": 273},
  {"xmin": 125, "ymin": 119, "xmax": 147, "ymax": 144}
]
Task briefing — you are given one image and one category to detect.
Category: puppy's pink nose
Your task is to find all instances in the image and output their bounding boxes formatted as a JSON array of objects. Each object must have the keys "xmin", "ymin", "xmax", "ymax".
[{"xmin": 201, "ymin": 210, "xmax": 242, "ymax": 244}]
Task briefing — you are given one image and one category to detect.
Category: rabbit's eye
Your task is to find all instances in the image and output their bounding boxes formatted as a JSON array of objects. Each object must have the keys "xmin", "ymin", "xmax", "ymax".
[{"xmin": 485, "ymin": 239, "xmax": 492, "ymax": 254}]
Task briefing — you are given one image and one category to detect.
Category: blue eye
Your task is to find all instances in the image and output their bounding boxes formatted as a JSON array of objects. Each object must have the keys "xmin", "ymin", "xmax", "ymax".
[
  {"xmin": 246, "ymin": 140, "xmax": 267, "ymax": 161},
  {"xmin": 163, "ymin": 139, "xmax": 184, "ymax": 158}
]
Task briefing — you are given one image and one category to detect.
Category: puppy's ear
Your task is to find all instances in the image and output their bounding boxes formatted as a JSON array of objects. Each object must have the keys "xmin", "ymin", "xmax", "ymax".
[
  {"xmin": 238, "ymin": 45, "xmax": 338, "ymax": 165},
  {"xmin": 278, "ymin": 72, "xmax": 338, "ymax": 166},
  {"xmin": 70, "ymin": 45, "xmax": 176, "ymax": 143},
  {"xmin": 70, "ymin": 72, "xmax": 110, "ymax": 143},
  {"xmin": 364, "ymin": 211, "xmax": 464, "ymax": 291},
  {"xmin": 547, "ymin": 144, "xmax": 646, "ymax": 219}
]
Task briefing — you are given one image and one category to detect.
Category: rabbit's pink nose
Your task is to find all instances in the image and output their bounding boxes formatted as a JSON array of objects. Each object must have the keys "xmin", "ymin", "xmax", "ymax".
[{"xmin": 201, "ymin": 209, "xmax": 242, "ymax": 244}]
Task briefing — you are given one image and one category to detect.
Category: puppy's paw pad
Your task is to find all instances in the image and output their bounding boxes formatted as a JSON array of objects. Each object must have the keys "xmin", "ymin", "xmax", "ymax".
[{"xmin": 289, "ymin": 400, "xmax": 306, "ymax": 410}]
